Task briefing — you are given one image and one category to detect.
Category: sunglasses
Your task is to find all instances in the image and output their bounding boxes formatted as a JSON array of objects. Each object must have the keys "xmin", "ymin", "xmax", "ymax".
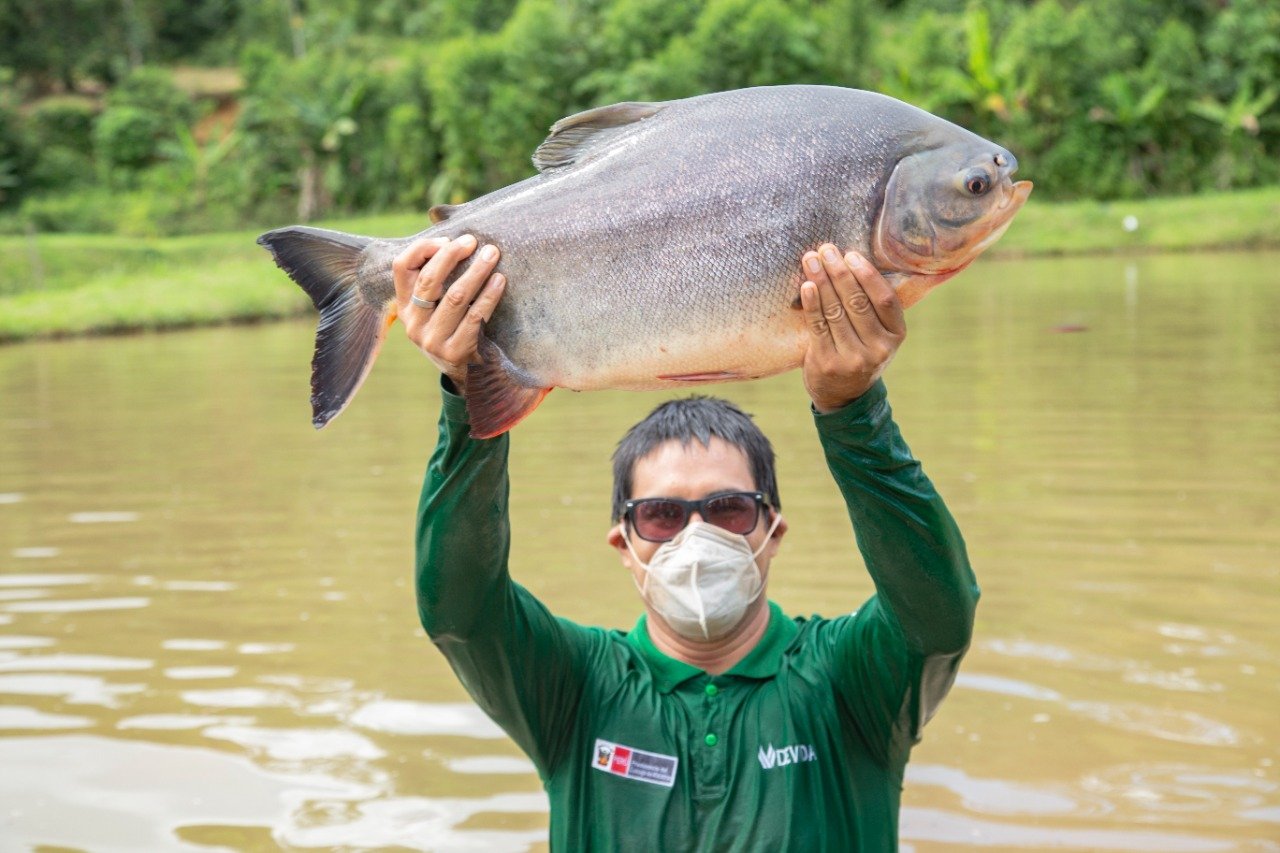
[{"xmin": 624, "ymin": 491, "xmax": 770, "ymax": 543}]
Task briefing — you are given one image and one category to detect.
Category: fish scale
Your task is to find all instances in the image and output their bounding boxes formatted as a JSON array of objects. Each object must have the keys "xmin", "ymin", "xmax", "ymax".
[{"xmin": 258, "ymin": 85, "xmax": 1031, "ymax": 438}]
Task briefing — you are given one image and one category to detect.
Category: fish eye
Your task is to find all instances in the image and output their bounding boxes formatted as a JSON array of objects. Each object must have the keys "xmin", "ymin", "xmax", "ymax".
[{"xmin": 964, "ymin": 171, "xmax": 991, "ymax": 196}]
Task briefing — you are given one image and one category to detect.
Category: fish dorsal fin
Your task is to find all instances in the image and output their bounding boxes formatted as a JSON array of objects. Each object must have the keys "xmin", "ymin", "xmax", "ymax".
[
  {"xmin": 532, "ymin": 101, "xmax": 665, "ymax": 172},
  {"xmin": 428, "ymin": 204, "xmax": 458, "ymax": 224}
]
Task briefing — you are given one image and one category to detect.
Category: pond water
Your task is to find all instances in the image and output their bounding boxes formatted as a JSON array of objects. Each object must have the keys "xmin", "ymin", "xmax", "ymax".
[{"xmin": 0, "ymin": 251, "xmax": 1277, "ymax": 852}]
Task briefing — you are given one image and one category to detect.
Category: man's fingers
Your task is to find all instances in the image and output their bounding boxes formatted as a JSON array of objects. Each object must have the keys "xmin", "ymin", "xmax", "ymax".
[
  {"xmin": 392, "ymin": 237, "xmax": 448, "ymax": 308},
  {"xmin": 845, "ymin": 251, "xmax": 905, "ymax": 337},
  {"xmin": 444, "ymin": 273, "xmax": 506, "ymax": 358},
  {"xmin": 412, "ymin": 234, "xmax": 477, "ymax": 310},
  {"xmin": 817, "ymin": 244, "xmax": 886, "ymax": 347},
  {"xmin": 807, "ymin": 248, "xmax": 860, "ymax": 351},
  {"xmin": 425, "ymin": 238, "xmax": 499, "ymax": 335},
  {"xmin": 800, "ymin": 281, "xmax": 836, "ymax": 352}
]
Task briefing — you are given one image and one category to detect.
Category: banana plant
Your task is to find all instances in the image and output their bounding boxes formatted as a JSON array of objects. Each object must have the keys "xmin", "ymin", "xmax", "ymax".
[
  {"xmin": 1187, "ymin": 81, "xmax": 1277, "ymax": 188},
  {"xmin": 1188, "ymin": 80, "xmax": 1277, "ymax": 139}
]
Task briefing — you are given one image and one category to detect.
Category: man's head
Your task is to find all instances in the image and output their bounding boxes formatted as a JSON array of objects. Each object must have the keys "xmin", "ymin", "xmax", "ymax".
[
  {"xmin": 606, "ymin": 397, "xmax": 788, "ymax": 640},
  {"xmin": 609, "ymin": 397, "xmax": 781, "ymax": 523}
]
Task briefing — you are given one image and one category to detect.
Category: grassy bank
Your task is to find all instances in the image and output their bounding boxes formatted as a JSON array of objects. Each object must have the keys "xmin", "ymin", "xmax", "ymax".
[{"xmin": 2, "ymin": 189, "xmax": 1278, "ymax": 343}]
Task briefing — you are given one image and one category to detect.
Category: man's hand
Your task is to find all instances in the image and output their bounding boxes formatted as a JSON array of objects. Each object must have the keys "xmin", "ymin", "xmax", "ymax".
[
  {"xmin": 799, "ymin": 244, "xmax": 906, "ymax": 413},
  {"xmin": 392, "ymin": 234, "xmax": 505, "ymax": 393}
]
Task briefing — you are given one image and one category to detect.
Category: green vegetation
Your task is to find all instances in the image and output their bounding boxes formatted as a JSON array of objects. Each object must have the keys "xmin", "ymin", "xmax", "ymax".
[
  {"xmin": 0, "ymin": 212, "xmax": 420, "ymax": 341},
  {"xmin": 1, "ymin": 0, "xmax": 1276, "ymax": 342},
  {"xmin": 2, "ymin": 0, "xmax": 1278, "ymax": 238},
  {"xmin": 3, "ymin": 189, "xmax": 1277, "ymax": 343}
]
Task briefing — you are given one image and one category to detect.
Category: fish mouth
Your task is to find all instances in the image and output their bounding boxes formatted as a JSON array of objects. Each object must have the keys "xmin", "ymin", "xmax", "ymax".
[
  {"xmin": 1000, "ymin": 179, "xmax": 1034, "ymax": 212},
  {"xmin": 968, "ymin": 178, "xmax": 1033, "ymax": 257}
]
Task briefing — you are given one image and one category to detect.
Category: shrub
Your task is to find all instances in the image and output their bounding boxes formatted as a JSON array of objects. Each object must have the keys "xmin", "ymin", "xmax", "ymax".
[
  {"xmin": 94, "ymin": 67, "xmax": 195, "ymax": 180},
  {"xmin": 29, "ymin": 96, "xmax": 97, "ymax": 154}
]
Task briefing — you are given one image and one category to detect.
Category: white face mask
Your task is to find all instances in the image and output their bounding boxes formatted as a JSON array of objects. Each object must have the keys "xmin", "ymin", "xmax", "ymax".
[{"xmin": 624, "ymin": 514, "xmax": 782, "ymax": 642}]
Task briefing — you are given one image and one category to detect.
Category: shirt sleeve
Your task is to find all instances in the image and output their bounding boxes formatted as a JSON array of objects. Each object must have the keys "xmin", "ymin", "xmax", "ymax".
[
  {"xmin": 415, "ymin": 380, "xmax": 597, "ymax": 778},
  {"xmin": 814, "ymin": 380, "xmax": 980, "ymax": 767}
]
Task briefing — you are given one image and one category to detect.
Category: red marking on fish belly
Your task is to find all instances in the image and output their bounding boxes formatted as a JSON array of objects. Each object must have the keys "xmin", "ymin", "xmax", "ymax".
[{"xmin": 657, "ymin": 372, "xmax": 741, "ymax": 382}]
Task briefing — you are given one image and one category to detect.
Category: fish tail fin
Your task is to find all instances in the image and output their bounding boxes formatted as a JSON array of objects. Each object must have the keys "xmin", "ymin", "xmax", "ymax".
[
  {"xmin": 465, "ymin": 335, "xmax": 552, "ymax": 439},
  {"xmin": 257, "ymin": 226, "xmax": 391, "ymax": 429}
]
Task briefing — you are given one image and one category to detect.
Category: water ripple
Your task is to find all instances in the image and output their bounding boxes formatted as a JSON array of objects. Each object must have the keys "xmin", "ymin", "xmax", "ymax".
[
  {"xmin": 0, "ymin": 706, "xmax": 93, "ymax": 730},
  {"xmin": 954, "ymin": 673, "xmax": 1063, "ymax": 702},
  {"xmin": 446, "ymin": 756, "xmax": 538, "ymax": 775},
  {"xmin": 11, "ymin": 547, "xmax": 59, "ymax": 559},
  {"xmin": 0, "ymin": 654, "xmax": 152, "ymax": 672},
  {"xmin": 160, "ymin": 580, "xmax": 238, "ymax": 592},
  {"xmin": 237, "ymin": 642, "xmax": 296, "ymax": 655},
  {"xmin": 204, "ymin": 725, "xmax": 385, "ymax": 762},
  {"xmin": 349, "ymin": 700, "xmax": 507, "ymax": 739},
  {"xmin": 164, "ymin": 666, "xmax": 238, "ymax": 680},
  {"xmin": 0, "ymin": 574, "xmax": 95, "ymax": 587},
  {"xmin": 162, "ymin": 638, "xmax": 227, "ymax": 652},
  {"xmin": 276, "ymin": 792, "xmax": 548, "ymax": 851},
  {"xmin": 1080, "ymin": 764, "xmax": 1277, "ymax": 817},
  {"xmin": 902, "ymin": 806, "xmax": 1234, "ymax": 851},
  {"xmin": 2, "ymin": 597, "xmax": 150, "ymax": 613},
  {"xmin": 0, "ymin": 735, "xmax": 373, "ymax": 852},
  {"xmin": 117, "ymin": 714, "xmax": 253, "ymax": 731},
  {"xmin": 0, "ymin": 589, "xmax": 49, "ymax": 601},
  {"xmin": 0, "ymin": 674, "xmax": 145, "ymax": 707},
  {"xmin": 907, "ymin": 764, "xmax": 1089, "ymax": 817},
  {"xmin": 182, "ymin": 687, "xmax": 296, "ymax": 709},
  {"xmin": 1068, "ymin": 702, "xmax": 1241, "ymax": 747},
  {"xmin": 0, "ymin": 636, "xmax": 54, "ymax": 651},
  {"xmin": 67, "ymin": 511, "xmax": 139, "ymax": 523}
]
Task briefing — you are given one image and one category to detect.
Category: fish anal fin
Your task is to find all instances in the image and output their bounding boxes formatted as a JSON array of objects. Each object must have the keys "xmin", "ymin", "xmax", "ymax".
[
  {"xmin": 532, "ymin": 101, "xmax": 665, "ymax": 172},
  {"xmin": 657, "ymin": 371, "xmax": 741, "ymax": 383},
  {"xmin": 465, "ymin": 336, "xmax": 552, "ymax": 439},
  {"xmin": 428, "ymin": 204, "xmax": 459, "ymax": 224}
]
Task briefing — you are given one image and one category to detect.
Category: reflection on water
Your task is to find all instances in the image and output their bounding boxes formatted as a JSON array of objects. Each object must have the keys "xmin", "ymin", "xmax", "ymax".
[
  {"xmin": 0, "ymin": 705, "xmax": 93, "ymax": 729},
  {"xmin": 350, "ymin": 700, "xmax": 509, "ymax": 739},
  {"xmin": 1, "ymin": 251, "xmax": 1278, "ymax": 850}
]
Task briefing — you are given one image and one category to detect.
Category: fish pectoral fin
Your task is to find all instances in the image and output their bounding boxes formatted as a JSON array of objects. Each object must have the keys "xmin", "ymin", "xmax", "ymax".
[
  {"xmin": 465, "ymin": 336, "xmax": 552, "ymax": 439},
  {"xmin": 657, "ymin": 371, "xmax": 742, "ymax": 383},
  {"xmin": 533, "ymin": 101, "xmax": 666, "ymax": 172}
]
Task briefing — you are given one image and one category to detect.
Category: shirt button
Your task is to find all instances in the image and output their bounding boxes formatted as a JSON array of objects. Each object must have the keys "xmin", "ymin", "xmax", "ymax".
[
  {"xmin": 705, "ymin": 683, "xmax": 718, "ymax": 697},
  {"xmin": 705, "ymin": 733, "xmax": 718, "ymax": 747}
]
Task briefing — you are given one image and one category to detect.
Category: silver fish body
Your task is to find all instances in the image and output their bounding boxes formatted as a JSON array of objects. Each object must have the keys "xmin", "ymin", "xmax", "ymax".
[{"xmin": 259, "ymin": 85, "xmax": 1031, "ymax": 436}]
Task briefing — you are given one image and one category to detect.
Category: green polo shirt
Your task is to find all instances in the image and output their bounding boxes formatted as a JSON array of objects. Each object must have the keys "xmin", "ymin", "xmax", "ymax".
[{"xmin": 416, "ymin": 380, "xmax": 978, "ymax": 851}]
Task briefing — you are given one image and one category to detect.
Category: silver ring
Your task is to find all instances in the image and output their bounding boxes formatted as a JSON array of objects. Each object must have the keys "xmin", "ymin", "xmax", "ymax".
[{"xmin": 410, "ymin": 295, "xmax": 438, "ymax": 310}]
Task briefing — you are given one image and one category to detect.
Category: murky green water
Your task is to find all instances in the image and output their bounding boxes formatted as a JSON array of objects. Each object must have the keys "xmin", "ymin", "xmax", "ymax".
[{"xmin": 1, "ymin": 252, "xmax": 1277, "ymax": 852}]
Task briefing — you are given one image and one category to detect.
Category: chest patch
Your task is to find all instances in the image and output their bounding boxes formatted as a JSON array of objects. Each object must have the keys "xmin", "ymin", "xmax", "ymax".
[{"xmin": 592, "ymin": 738, "xmax": 678, "ymax": 788}]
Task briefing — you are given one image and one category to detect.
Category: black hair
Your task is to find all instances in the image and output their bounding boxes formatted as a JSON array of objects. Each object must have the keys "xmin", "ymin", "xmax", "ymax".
[{"xmin": 610, "ymin": 396, "xmax": 780, "ymax": 521}]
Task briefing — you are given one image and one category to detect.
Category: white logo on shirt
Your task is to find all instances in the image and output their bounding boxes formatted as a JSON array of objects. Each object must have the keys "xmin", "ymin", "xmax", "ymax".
[{"xmin": 758, "ymin": 742, "xmax": 818, "ymax": 769}]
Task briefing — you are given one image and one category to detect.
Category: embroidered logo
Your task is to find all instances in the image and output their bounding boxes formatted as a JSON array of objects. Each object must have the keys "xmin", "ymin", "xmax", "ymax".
[
  {"xmin": 592, "ymin": 738, "xmax": 678, "ymax": 787},
  {"xmin": 757, "ymin": 742, "xmax": 818, "ymax": 770}
]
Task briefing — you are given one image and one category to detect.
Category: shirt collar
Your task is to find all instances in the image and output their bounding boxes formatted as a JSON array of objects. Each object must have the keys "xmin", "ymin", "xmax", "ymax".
[{"xmin": 626, "ymin": 601, "xmax": 799, "ymax": 693}]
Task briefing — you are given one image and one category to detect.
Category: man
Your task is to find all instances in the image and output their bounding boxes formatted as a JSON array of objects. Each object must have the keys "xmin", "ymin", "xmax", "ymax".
[{"xmin": 391, "ymin": 234, "xmax": 979, "ymax": 851}]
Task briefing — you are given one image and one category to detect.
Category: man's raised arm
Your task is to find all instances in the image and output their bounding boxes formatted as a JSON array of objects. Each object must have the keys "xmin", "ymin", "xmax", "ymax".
[
  {"xmin": 797, "ymin": 245, "xmax": 979, "ymax": 764},
  {"xmin": 396, "ymin": 236, "xmax": 592, "ymax": 777}
]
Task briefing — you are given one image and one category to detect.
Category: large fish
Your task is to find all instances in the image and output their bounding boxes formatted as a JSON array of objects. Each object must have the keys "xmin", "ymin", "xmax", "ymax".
[{"xmin": 259, "ymin": 85, "xmax": 1031, "ymax": 438}]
